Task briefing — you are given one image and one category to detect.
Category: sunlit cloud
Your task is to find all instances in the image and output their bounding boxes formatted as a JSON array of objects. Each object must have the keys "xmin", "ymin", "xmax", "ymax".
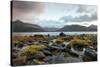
[{"xmin": 12, "ymin": 1, "xmax": 45, "ymax": 22}]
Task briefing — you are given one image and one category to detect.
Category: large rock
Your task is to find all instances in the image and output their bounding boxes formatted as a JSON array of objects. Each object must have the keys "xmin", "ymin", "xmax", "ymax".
[
  {"xmin": 64, "ymin": 57, "xmax": 83, "ymax": 63},
  {"xmin": 83, "ymin": 48, "xmax": 97, "ymax": 61},
  {"xmin": 44, "ymin": 55, "xmax": 83, "ymax": 64},
  {"xmin": 42, "ymin": 49, "xmax": 52, "ymax": 56},
  {"xmin": 12, "ymin": 56, "xmax": 27, "ymax": 66},
  {"xmin": 33, "ymin": 52, "xmax": 46, "ymax": 60},
  {"xmin": 33, "ymin": 59, "xmax": 45, "ymax": 65}
]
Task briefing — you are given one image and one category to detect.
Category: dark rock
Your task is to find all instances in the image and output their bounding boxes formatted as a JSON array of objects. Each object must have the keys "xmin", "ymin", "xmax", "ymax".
[
  {"xmin": 85, "ymin": 48, "xmax": 97, "ymax": 57},
  {"xmin": 42, "ymin": 49, "xmax": 52, "ymax": 56},
  {"xmin": 12, "ymin": 56, "xmax": 27, "ymax": 66},
  {"xmin": 44, "ymin": 55, "xmax": 65, "ymax": 64},
  {"xmin": 83, "ymin": 48, "xmax": 97, "ymax": 61},
  {"xmin": 44, "ymin": 55, "xmax": 83, "ymax": 64},
  {"xmin": 64, "ymin": 57, "xmax": 83, "ymax": 63},
  {"xmin": 59, "ymin": 32, "xmax": 66, "ymax": 36},
  {"xmin": 68, "ymin": 51, "xmax": 79, "ymax": 57},
  {"xmin": 33, "ymin": 52, "xmax": 46, "ymax": 60}
]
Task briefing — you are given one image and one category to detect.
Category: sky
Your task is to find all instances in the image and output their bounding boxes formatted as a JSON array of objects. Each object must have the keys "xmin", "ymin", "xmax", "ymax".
[{"xmin": 12, "ymin": 1, "xmax": 97, "ymax": 28}]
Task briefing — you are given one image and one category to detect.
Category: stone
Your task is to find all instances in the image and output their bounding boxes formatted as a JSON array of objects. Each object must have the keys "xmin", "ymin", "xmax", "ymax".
[
  {"xmin": 33, "ymin": 59, "xmax": 45, "ymax": 65},
  {"xmin": 83, "ymin": 48, "xmax": 97, "ymax": 61},
  {"xmin": 64, "ymin": 57, "xmax": 83, "ymax": 63},
  {"xmin": 44, "ymin": 55, "xmax": 83, "ymax": 64},
  {"xmin": 42, "ymin": 49, "xmax": 52, "ymax": 56},
  {"xmin": 34, "ymin": 52, "xmax": 46, "ymax": 60},
  {"xmin": 12, "ymin": 56, "xmax": 27, "ymax": 66}
]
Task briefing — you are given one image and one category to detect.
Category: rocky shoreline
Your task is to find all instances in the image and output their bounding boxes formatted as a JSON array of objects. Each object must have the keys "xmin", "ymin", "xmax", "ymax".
[{"xmin": 12, "ymin": 33, "xmax": 97, "ymax": 66}]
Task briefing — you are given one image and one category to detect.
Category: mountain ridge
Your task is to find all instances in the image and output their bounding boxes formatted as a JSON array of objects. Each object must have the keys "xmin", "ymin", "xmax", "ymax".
[
  {"xmin": 12, "ymin": 20, "xmax": 45, "ymax": 32},
  {"xmin": 57, "ymin": 24, "xmax": 97, "ymax": 31},
  {"xmin": 12, "ymin": 20, "xmax": 97, "ymax": 32}
]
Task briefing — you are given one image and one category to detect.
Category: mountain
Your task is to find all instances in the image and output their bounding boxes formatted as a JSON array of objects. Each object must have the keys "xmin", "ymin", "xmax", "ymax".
[
  {"xmin": 12, "ymin": 20, "xmax": 45, "ymax": 32},
  {"xmin": 88, "ymin": 25, "xmax": 97, "ymax": 29},
  {"xmin": 57, "ymin": 25, "xmax": 97, "ymax": 31},
  {"xmin": 12, "ymin": 20, "xmax": 97, "ymax": 32}
]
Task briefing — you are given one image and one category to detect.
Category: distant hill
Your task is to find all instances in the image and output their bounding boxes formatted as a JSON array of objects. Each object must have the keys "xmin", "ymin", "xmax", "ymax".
[
  {"xmin": 88, "ymin": 25, "xmax": 97, "ymax": 30},
  {"xmin": 12, "ymin": 20, "xmax": 97, "ymax": 32},
  {"xmin": 57, "ymin": 25, "xmax": 97, "ymax": 31},
  {"xmin": 12, "ymin": 20, "xmax": 45, "ymax": 32}
]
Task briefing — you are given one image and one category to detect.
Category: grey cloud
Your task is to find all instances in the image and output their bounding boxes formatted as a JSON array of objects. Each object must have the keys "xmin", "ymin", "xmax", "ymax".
[
  {"xmin": 60, "ymin": 5, "xmax": 97, "ymax": 22},
  {"xmin": 76, "ymin": 5, "xmax": 97, "ymax": 13},
  {"xmin": 60, "ymin": 13, "xmax": 97, "ymax": 22}
]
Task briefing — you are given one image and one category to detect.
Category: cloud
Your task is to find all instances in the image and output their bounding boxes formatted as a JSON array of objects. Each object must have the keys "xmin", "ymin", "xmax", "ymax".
[
  {"xmin": 60, "ymin": 5, "xmax": 97, "ymax": 22},
  {"xmin": 12, "ymin": 1, "xmax": 45, "ymax": 14},
  {"xmin": 60, "ymin": 13, "xmax": 97, "ymax": 22},
  {"xmin": 12, "ymin": 1, "xmax": 97, "ymax": 28},
  {"xmin": 76, "ymin": 5, "xmax": 97, "ymax": 13},
  {"xmin": 12, "ymin": 1, "xmax": 45, "ymax": 22}
]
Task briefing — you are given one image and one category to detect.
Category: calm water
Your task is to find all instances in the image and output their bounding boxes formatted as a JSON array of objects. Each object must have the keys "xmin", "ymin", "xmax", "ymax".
[{"xmin": 13, "ymin": 32, "xmax": 97, "ymax": 36}]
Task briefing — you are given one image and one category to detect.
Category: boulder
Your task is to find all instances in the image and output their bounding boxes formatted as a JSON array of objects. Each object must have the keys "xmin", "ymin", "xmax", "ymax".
[
  {"xmin": 64, "ymin": 57, "xmax": 83, "ymax": 63},
  {"xmin": 33, "ymin": 59, "xmax": 45, "ymax": 65},
  {"xmin": 83, "ymin": 48, "xmax": 97, "ymax": 61},
  {"xmin": 44, "ymin": 56, "xmax": 83, "ymax": 64},
  {"xmin": 42, "ymin": 49, "xmax": 52, "ymax": 56},
  {"xmin": 12, "ymin": 56, "xmax": 27, "ymax": 66},
  {"xmin": 33, "ymin": 52, "xmax": 46, "ymax": 60}
]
